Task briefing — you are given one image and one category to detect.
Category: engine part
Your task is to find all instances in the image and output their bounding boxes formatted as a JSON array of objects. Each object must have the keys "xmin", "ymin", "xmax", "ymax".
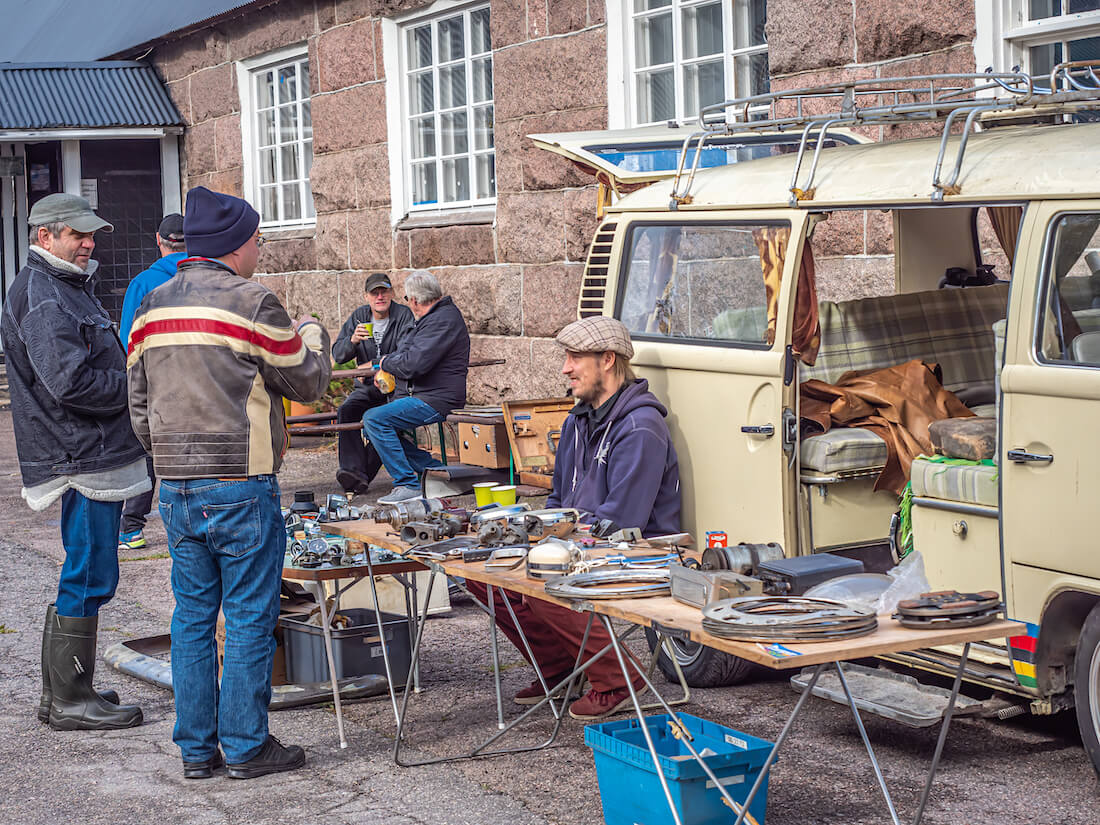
[
  {"xmin": 701, "ymin": 542, "xmax": 784, "ymax": 575},
  {"xmin": 485, "ymin": 547, "xmax": 529, "ymax": 570},
  {"xmin": 701, "ymin": 597, "xmax": 878, "ymax": 642},
  {"xmin": 522, "ymin": 508, "xmax": 580, "ymax": 539},
  {"xmin": 590, "ymin": 518, "xmax": 620, "ymax": 539},
  {"xmin": 401, "ymin": 521, "xmax": 447, "ymax": 545},
  {"xmin": 894, "ymin": 590, "xmax": 1003, "ymax": 629},
  {"xmin": 477, "ymin": 518, "xmax": 527, "ymax": 547},
  {"xmin": 372, "ymin": 496, "xmax": 447, "ymax": 529},
  {"xmin": 469, "ymin": 503, "xmax": 530, "ymax": 525},
  {"xmin": 526, "ymin": 539, "xmax": 581, "ymax": 580},
  {"xmin": 756, "ymin": 554, "xmax": 865, "ymax": 596},
  {"xmin": 543, "ymin": 567, "xmax": 671, "ymax": 600},
  {"xmin": 289, "ymin": 490, "xmax": 319, "ymax": 516},
  {"xmin": 669, "ymin": 565, "xmax": 763, "ymax": 608}
]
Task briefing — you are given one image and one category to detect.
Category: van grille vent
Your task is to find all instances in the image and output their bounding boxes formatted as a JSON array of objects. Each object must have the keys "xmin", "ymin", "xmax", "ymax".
[{"xmin": 578, "ymin": 222, "xmax": 616, "ymax": 319}]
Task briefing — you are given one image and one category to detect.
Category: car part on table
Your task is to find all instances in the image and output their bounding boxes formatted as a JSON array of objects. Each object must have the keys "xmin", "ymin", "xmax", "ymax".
[
  {"xmin": 701, "ymin": 542, "xmax": 785, "ymax": 575},
  {"xmin": 543, "ymin": 567, "xmax": 672, "ymax": 599},
  {"xmin": 485, "ymin": 546, "xmax": 529, "ymax": 570},
  {"xmin": 401, "ymin": 512, "xmax": 465, "ymax": 546},
  {"xmin": 701, "ymin": 596, "xmax": 878, "ymax": 642},
  {"xmin": 289, "ymin": 489, "xmax": 320, "ymax": 516},
  {"xmin": 670, "ymin": 565, "xmax": 764, "ymax": 608},
  {"xmin": 522, "ymin": 508, "xmax": 580, "ymax": 538},
  {"xmin": 526, "ymin": 538, "xmax": 583, "ymax": 580},
  {"xmin": 643, "ymin": 532, "xmax": 695, "ymax": 550},
  {"xmin": 476, "ymin": 518, "xmax": 529, "ymax": 547},
  {"xmin": 408, "ymin": 536, "xmax": 478, "ymax": 560},
  {"xmin": 371, "ymin": 496, "xmax": 447, "ymax": 528},
  {"xmin": 755, "ymin": 554, "xmax": 865, "ymax": 595},
  {"xmin": 894, "ymin": 590, "xmax": 1003, "ymax": 629},
  {"xmin": 469, "ymin": 503, "xmax": 530, "ymax": 525}
]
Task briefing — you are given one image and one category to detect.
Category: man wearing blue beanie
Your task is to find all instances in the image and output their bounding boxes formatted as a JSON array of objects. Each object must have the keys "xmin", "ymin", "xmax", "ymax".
[{"xmin": 127, "ymin": 187, "xmax": 331, "ymax": 780}]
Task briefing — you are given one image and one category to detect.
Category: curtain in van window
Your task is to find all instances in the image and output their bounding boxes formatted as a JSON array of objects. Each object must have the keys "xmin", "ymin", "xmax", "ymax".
[
  {"xmin": 988, "ymin": 206, "xmax": 1023, "ymax": 265},
  {"xmin": 751, "ymin": 226, "xmax": 821, "ymax": 364}
]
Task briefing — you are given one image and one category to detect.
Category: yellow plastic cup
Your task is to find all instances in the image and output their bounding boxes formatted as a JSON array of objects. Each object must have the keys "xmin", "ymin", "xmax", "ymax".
[
  {"xmin": 473, "ymin": 482, "xmax": 498, "ymax": 507},
  {"xmin": 490, "ymin": 485, "xmax": 517, "ymax": 506},
  {"xmin": 361, "ymin": 322, "xmax": 373, "ymax": 337}
]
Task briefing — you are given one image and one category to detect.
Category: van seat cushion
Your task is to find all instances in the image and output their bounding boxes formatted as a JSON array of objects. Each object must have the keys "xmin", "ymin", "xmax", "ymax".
[
  {"xmin": 910, "ymin": 457, "xmax": 997, "ymax": 507},
  {"xmin": 801, "ymin": 428, "xmax": 887, "ymax": 473},
  {"xmin": 803, "ymin": 284, "xmax": 1009, "ymax": 391}
]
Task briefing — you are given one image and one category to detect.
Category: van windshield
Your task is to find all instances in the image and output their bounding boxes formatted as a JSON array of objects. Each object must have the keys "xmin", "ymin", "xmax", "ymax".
[{"xmin": 617, "ymin": 221, "xmax": 791, "ymax": 347}]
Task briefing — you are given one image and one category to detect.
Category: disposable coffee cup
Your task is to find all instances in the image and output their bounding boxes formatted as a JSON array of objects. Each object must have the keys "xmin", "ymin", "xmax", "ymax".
[
  {"xmin": 473, "ymin": 482, "xmax": 497, "ymax": 507},
  {"xmin": 490, "ymin": 485, "xmax": 517, "ymax": 506}
]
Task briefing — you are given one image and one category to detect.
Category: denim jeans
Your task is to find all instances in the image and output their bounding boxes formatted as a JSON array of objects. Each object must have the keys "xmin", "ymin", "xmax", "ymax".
[
  {"xmin": 159, "ymin": 475, "xmax": 283, "ymax": 764},
  {"xmin": 57, "ymin": 490, "xmax": 123, "ymax": 617},
  {"xmin": 363, "ymin": 396, "xmax": 445, "ymax": 488}
]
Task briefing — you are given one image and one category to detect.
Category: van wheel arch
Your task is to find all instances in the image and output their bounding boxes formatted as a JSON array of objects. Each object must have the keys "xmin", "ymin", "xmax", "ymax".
[{"xmin": 1038, "ymin": 590, "xmax": 1100, "ymax": 695}]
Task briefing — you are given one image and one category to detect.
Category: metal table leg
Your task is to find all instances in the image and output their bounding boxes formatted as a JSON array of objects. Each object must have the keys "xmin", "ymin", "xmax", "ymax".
[
  {"xmin": 362, "ymin": 550, "xmax": 401, "ymax": 725},
  {"xmin": 835, "ymin": 662, "xmax": 901, "ymax": 825},
  {"xmin": 912, "ymin": 642, "xmax": 972, "ymax": 825},
  {"xmin": 304, "ymin": 580, "xmax": 348, "ymax": 749}
]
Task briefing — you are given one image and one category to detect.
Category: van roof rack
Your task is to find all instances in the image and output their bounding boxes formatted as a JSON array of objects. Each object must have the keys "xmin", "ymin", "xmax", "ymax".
[{"xmin": 668, "ymin": 61, "xmax": 1100, "ymax": 209}]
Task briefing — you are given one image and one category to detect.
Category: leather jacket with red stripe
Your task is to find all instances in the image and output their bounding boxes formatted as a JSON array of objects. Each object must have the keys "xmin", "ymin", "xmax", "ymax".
[{"xmin": 126, "ymin": 258, "xmax": 331, "ymax": 479}]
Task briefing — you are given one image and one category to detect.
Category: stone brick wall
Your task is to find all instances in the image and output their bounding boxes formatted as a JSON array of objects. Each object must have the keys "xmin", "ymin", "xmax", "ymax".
[
  {"xmin": 148, "ymin": 0, "xmax": 608, "ymax": 404},
  {"xmin": 767, "ymin": 0, "xmax": 979, "ymax": 301}
]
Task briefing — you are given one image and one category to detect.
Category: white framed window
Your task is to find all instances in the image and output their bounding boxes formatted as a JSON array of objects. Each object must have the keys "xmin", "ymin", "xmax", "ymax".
[
  {"xmin": 237, "ymin": 46, "xmax": 315, "ymax": 229},
  {"xmin": 610, "ymin": 0, "xmax": 769, "ymax": 128},
  {"xmin": 383, "ymin": 2, "xmax": 495, "ymax": 219},
  {"xmin": 979, "ymin": 1, "xmax": 1100, "ymax": 82}
]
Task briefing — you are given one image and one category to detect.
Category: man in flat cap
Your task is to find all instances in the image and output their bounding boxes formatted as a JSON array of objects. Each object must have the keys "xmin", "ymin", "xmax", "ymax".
[
  {"xmin": 128, "ymin": 186, "xmax": 330, "ymax": 780},
  {"xmin": 1, "ymin": 193, "xmax": 149, "ymax": 731},
  {"xmin": 468, "ymin": 315, "xmax": 681, "ymax": 720},
  {"xmin": 116, "ymin": 212, "xmax": 188, "ymax": 552}
]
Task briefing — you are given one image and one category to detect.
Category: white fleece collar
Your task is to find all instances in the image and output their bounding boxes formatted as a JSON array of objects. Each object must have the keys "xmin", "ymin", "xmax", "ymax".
[{"xmin": 30, "ymin": 244, "xmax": 88, "ymax": 275}]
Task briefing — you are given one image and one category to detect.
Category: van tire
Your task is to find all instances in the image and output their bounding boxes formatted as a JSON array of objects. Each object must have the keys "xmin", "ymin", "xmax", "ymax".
[
  {"xmin": 1074, "ymin": 604, "xmax": 1100, "ymax": 777},
  {"xmin": 644, "ymin": 627, "xmax": 760, "ymax": 687}
]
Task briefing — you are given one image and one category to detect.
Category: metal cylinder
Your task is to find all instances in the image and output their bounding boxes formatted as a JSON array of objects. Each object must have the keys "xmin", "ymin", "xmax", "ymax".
[{"xmin": 702, "ymin": 542, "xmax": 784, "ymax": 575}]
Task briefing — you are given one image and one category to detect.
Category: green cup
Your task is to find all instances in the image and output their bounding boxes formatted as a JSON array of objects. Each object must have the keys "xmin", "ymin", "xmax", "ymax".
[
  {"xmin": 473, "ymin": 482, "xmax": 497, "ymax": 507},
  {"xmin": 490, "ymin": 485, "xmax": 517, "ymax": 506}
]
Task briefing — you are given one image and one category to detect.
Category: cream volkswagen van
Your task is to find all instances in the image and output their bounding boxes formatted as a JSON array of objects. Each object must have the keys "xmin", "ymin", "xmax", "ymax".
[{"xmin": 538, "ymin": 67, "xmax": 1100, "ymax": 773}]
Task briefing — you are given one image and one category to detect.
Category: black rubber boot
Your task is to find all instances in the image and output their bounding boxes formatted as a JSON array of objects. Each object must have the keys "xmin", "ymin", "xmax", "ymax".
[
  {"xmin": 38, "ymin": 605, "xmax": 119, "ymax": 723},
  {"xmin": 47, "ymin": 613, "xmax": 143, "ymax": 731}
]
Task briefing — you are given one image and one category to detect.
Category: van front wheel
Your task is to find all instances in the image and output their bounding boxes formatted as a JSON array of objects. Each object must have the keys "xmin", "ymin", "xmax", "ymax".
[
  {"xmin": 644, "ymin": 627, "xmax": 760, "ymax": 687},
  {"xmin": 1073, "ymin": 603, "xmax": 1100, "ymax": 777}
]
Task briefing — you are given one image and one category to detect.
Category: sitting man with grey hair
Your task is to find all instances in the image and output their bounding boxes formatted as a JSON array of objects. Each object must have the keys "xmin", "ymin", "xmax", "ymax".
[{"xmin": 367, "ymin": 269, "xmax": 470, "ymax": 504}]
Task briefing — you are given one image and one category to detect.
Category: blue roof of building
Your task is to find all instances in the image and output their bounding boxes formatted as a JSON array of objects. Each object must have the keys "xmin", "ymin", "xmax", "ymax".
[
  {"xmin": 0, "ymin": 1, "xmax": 257, "ymax": 62},
  {"xmin": 0, "ymin": 62, "xmax": 183, "ymax": 129}
]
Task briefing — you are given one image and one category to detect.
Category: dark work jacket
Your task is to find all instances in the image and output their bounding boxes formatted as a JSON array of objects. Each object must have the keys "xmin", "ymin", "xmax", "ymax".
[
  {"xmin": 1, "ymin": 250, "xmax": 145, "ymax": 487},
  {"xmin": 381, "ymin": 296, "xmax": 470, "ymax": 416},
  {"xmin": 547, "ymin": 379, "xmax": 681, "ymax": 537},
  {"xmin": 331, "ymin": 302, "xmax": 415, "ymax": 388}
]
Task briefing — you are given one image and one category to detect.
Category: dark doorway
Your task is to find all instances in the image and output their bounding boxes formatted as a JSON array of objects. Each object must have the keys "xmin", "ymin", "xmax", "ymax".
[
  {"xmin": 80, "ymin": 139, "xmax": 162, "ymax": 323},
  {"xmin": 25, "ymin": 141, "xmax": 62, "ymax": 209}
]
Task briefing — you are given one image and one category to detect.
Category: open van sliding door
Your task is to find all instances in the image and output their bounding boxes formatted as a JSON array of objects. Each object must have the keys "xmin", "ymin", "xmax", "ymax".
[{"xmin": 608, "ymin": 211, "xmax": 808, "ymax": 553}]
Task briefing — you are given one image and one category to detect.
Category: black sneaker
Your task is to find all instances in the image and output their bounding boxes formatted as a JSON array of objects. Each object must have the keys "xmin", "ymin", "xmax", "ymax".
[
  {"xmin": 183, "ymin": 749, "xmax": 224, "ymax": 779},
  {"xmin": 226, "ymin": 735, "xmax": 305, "ymax": 780}
]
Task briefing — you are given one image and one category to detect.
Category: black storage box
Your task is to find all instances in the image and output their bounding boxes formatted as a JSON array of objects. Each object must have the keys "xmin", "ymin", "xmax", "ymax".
[
  {"xmin": 280, "ymin": 608, "xmax": 412, "ymax": 684},
  {"xmin": 756, "ymin": 554, "xmax": 864, "ymax": 595}
]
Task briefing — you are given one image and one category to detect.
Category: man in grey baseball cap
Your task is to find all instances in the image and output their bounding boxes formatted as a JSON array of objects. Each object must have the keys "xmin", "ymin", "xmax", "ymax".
[{"xmin": 0, "ymin": 191, "xmax": 148, "ymax": 732}]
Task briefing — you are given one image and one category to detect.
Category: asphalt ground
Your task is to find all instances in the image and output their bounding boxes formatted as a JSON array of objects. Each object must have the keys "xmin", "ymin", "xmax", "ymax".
[{"xmin": 0, "ymin": 408, "xmax": 1098, "ymax": 824}]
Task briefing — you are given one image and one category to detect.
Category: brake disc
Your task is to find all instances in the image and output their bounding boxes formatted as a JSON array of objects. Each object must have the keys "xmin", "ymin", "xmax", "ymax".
[{"xmin": 701, "ymin": 596, "xmax": 878, "ymax": 642}]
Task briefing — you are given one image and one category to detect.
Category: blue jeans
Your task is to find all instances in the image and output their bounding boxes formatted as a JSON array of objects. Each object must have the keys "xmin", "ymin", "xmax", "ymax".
[
  {"xmin": 57, "ymin": 490, "xmax": 123, "ymax": 617},
  {"xmin": 363, "ymin": 396, "xmax": 445, "ymax": 488},
  {"xmin": 159, "ymin": 475, "xmax": 283, "ymax": 764}
]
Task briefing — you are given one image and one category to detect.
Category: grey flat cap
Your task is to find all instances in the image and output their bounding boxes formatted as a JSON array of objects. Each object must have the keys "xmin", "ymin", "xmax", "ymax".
[
  {"xmin": 555, "ymin": 316, "xmax": 634, "ymax": 359},
  {"xmin": 28, "ymin": 193, "xmax": 113, "ymax": 233}
]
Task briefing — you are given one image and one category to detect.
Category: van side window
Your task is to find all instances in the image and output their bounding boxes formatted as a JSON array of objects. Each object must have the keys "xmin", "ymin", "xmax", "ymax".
[
  {"xmin": 1036, "ymin": 213, "xmax": 1100, "ymax": 366},
  {"xmin": 617, "ymin": 222, "xmax": 789, "ymax": 347}
]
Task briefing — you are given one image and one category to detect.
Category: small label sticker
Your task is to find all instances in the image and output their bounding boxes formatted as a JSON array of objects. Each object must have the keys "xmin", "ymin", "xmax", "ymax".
[
  {"xmin": 724, "ymin": 733, "xmax": 748, "ymax": 750},
  {"xmin": 705, "ymin": 774, "xmax": 745, "ymax": 789},
  {"xmin": 371, "ymin": 647, "xmax": 383, "ymax": 658},
  {"xmin": 760, "ymin": 643, "xmax": 802, "ymax": 659}
]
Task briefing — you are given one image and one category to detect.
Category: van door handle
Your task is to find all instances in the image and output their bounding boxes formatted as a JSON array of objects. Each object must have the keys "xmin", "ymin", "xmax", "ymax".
[
  {"xmin": 1006, "ymin": 448, "xmax": 1053, "ymax": 464},
  {"xmin": 741, "ymin": 424, "xmax": 775, "ymax": 437}
]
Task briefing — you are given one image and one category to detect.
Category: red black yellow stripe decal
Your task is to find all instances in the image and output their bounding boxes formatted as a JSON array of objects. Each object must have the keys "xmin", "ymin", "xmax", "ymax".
[{"xmin": 1008, "ymin": 623, "xmax": 1039, "ymax": 688}]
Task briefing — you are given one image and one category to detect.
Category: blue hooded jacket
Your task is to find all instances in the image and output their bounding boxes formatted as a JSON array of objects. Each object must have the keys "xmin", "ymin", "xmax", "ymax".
[
  {"xmin": 119, "ymin": 251, "xmax": 187, "ymax": 347},
  {"xmin": 547, "ymin": 378, "xmax": 681, "ymax": 537}
]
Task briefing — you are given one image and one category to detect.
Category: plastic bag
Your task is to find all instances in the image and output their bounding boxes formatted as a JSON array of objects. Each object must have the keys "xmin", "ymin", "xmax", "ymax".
[
  {"xmin": 803, "ymin": 573, "xmax": 893, "ymax": 613},
  {"xmin": 874, "ymin": 550, "xmax": 931, "ymax": 615}
]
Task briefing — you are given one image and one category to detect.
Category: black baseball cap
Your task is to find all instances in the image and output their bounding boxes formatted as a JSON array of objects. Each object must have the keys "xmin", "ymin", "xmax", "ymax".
[
  {"xmin": 158, "ymin": 213, "xmax": 185, "ymax": 242},
  {"xmin": 364, "ymin": 272, "xmax": 393, "ymax": 292}
]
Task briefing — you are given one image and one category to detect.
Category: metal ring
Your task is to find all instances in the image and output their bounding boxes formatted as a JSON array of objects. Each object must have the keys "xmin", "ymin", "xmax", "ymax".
[{"xmin": 543, "ymin": 567, "xmax": 671, "ymax": 600}]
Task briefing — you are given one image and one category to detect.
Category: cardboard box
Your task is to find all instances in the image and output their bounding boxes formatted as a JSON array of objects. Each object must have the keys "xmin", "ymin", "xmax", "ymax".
[
  {"xmin": 458, "ymin": 421, "xmax": 510, "ymax": 468},
  {"xmin": 502, "ymin": 397, "xmax": 574, "ymax": 489}
]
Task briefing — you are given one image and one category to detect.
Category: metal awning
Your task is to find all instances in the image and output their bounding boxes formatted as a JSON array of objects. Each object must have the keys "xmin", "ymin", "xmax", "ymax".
[{"xmin": 0, "ymin": 62, "xmax": 183, "ymax": 131}]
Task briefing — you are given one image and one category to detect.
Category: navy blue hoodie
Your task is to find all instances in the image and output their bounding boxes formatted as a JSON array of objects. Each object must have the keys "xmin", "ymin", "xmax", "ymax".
[{"xmin": 547, "ymin": 378, "xmax": 681, "ymax": 537}]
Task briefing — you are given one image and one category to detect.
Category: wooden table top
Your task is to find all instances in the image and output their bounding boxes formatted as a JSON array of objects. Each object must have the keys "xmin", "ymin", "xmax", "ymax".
[{"xmin": 325, "ymin": 519, "xmax": 1024, "ymax": 671}]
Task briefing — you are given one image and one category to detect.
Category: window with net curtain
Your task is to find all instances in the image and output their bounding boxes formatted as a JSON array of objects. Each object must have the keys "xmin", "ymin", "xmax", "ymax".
[
  {"xmin": 404, "ymin": 5, "xmax": 495, "ymax": 209},
  {"xmin": 631, "ymin": 0, "xmax": 769, "ymax": 126},
  {"xmin": 251, "ymin": 54, "xmax": 314, "ymax": 227}
]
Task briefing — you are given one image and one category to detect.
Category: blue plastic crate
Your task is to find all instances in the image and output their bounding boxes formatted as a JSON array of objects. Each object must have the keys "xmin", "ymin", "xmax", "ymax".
[{"xmin": 584, "ymin": 712, "xmax": 774, "ymax": 825}]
